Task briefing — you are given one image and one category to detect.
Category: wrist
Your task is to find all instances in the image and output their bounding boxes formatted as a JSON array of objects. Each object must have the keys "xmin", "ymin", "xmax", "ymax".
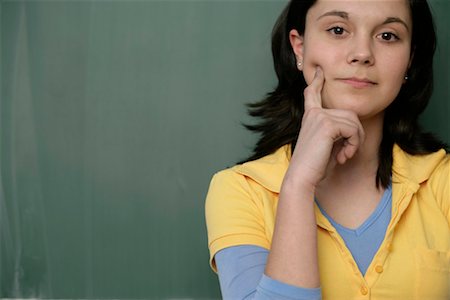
[{"xmin": 281, "ymin": 173, "xmax": 317, "ymax": 196}]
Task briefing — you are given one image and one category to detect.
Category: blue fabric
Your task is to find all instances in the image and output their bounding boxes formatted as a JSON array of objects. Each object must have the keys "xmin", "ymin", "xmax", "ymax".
[
  {"xmin": 316, "ymin": 184, "xmax": 392, "ymax": 275},
  {"xmin": 215, "ymin": 245, "xmax": 322, "ymax": 300},
  {"xmin": 257, "ymin": 274, "xmax": 322, "ymax": 299}
]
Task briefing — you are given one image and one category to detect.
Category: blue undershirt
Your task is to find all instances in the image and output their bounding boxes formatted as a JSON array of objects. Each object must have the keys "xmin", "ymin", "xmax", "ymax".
[
  {"xmin": 316, "ymin": 184, "xmax": 392, "ymax": 275},
  {"xmin": 215, "ymin": 184, "xmax": 392, "ymax": 299}
]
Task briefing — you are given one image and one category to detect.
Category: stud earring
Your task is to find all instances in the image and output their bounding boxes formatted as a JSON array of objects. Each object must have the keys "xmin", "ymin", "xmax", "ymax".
[
  {"xmin": 404, "ymin": 75, "xmax": 409, "ymax": 80},
  {"xmin": 297, "ymin": 61, "xmax": 303, "ymax": 68}
]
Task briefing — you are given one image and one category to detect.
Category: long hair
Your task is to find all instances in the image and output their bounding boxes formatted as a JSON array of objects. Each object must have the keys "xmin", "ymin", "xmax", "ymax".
[{"xmin": 242, "ymin": 0, "xmax": 447, "ymax": 188}]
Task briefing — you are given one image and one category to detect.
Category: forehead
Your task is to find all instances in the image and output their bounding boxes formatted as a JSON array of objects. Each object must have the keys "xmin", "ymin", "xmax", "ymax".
[{"xmin": 308, "ymin": 0, "xmax": 412, "ymax": 26}]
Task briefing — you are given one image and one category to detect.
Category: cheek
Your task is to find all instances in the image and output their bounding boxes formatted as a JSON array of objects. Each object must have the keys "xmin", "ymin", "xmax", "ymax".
[
  {"xmin": 301, "ymin": 37, "xmax": 339, "ymax": 85},
  {"xmin": 380, "ymin": 58, "xmax": 410, "ymax": 88},
  {"xmin": 382, "ymin": 51, "xmax": 411, "ymax": 76},
  {"xmin": 302, "ymin": 51, "xmax": 335, "ymax": 85}
]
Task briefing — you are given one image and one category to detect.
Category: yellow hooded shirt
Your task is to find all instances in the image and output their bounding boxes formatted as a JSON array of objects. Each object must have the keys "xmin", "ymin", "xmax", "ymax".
[{"xmin": 205, "ymin": 144, "xmax": 450, "ymax": 300}]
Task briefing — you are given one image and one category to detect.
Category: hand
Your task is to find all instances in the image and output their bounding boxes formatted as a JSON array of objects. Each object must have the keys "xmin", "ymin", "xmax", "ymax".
[{"xmin": 284, "ymin": 67, "xmax": 365, "ymax": 189}]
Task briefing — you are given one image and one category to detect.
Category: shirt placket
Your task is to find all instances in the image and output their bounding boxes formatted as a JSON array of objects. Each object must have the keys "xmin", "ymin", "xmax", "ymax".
[
  {"xmin": 315, "ymin": 182, "xmax": 418, "ymax": 299},
  {"xmin": 315, "ymin": 204, "xmax": 369, "ymax": 298},
  {"xmin": 361, "ymin": 182, "xmax": 418, "ymax": 298}
]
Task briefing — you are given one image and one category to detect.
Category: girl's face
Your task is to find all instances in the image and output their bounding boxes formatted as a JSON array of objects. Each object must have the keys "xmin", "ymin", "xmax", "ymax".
[{"xmin": 291, "ymin": 0, "xmax": 412, "ymax": 121}]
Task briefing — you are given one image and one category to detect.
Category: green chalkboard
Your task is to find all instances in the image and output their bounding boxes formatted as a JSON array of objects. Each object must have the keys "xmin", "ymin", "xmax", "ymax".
[
  {"xmin": 422, "ymin": 0, "xmax": 450, "ymax": 141},
  {"xmin": 0, "ymin": 0, "xmax": 448, "ymax": 299},
  {"xmin": 0, "ymin": 1, "xmax": 285, "ymax": 298}
]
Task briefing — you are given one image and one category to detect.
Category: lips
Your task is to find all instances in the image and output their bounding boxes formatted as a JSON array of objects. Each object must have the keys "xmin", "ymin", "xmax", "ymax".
[{"xmin": 338, "ymin": 77, "xmax": 377, "ymax": 88}]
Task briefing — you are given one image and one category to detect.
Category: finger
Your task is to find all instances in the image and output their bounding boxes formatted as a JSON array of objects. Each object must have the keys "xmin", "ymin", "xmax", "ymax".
[
  {"xmin": 304, "ymin": 108, "xmax": 365, "ymax": 147},
  {"xmin": 321, "ymin": 109, "xmax": 366, "ymax": 145},
  {"xmin": 336, "ymin": 141, "xmax": 356, "ymax": 164},
  {"xmin": 303, "ymin": 66, "xmax": 325, "ymax": 111},
  {"xmin": 335, "ymin": 125, "xmax": 364, "ymax": 164},
  {"xmin": 309, "ymin": 112, "xmax": 363, "ymax": 164},
  {"xmin": 316, "ymin": 115, "xmax": 362, "ymax": 164}
]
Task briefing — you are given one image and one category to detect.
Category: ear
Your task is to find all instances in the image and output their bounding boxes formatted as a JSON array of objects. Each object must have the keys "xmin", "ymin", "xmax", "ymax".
[{"xmin": 289, "ymin": 29, "xmax": 304, "ymax": 70}]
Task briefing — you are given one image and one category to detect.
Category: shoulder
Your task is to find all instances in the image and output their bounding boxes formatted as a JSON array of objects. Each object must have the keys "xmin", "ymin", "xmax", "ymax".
[
  {"xmin": 204, "ymin": 149, "xmax": 291, "ymax": 268},
  {"xmin": 392, "ymin": 144, "xmax": 448, "ymax": 184},
  {"xmin": 395, "ymin": 146, "xmax": 450, "ymax": 220},
  {"xmin": 427, "ymin": 152, "xmax": 450, "ymax": 204},
  {"xmin": 206, "ymin": 167, "xmax": 252, "ymax": 197},
  {"xmin": 205, "ymin": 145, "xmax": 290, "ymax": 233},
  {"xmin": 205, "ymin": 144, "xmax": 290, "ymax": 205}
]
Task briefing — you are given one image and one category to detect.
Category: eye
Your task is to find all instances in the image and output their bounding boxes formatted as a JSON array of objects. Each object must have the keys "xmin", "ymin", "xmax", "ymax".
[
  {"xmin": 377, "ymin": 32, "xmax": 400, "ymax": 42},
  {"xmin": 327, "ymin": 26, "xmax": 346, "ymax": 36}
]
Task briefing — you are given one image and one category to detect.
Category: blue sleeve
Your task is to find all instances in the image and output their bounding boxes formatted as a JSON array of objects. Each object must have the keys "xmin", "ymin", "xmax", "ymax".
[{"xmin": 215, "ymin": 245, "xmax": 322, "ymax": 300}]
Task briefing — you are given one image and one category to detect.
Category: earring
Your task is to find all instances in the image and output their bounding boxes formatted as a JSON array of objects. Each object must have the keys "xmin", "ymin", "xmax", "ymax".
[
  {"xmin": 404, "ymin": 75, "xmax": 409, "ymax": 80},
  {"xmin": 297, "ymin": 61, "xmax": 303, "ymax": 68}
]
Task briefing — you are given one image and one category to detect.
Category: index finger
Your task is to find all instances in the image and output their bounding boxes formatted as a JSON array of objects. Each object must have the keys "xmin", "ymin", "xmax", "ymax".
[{"xmin": 303, "ymin": 66, "xmax": 324, "ymax": 111}]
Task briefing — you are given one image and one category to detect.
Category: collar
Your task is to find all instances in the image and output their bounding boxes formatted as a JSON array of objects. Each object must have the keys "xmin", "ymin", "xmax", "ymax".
[
  {"xmin": 391, "ymin": 144, "xmax": 447, "ymax": 185},
  {"xmin": 234, "ymin": 144, "xmax": 447, "ymax": 233},
  {"xmin": 233, "ymin": 145, "xmax": 291, "ymax": 193},
  {"xmin": 233, "ymin": 144, "xmax": 447, "ymax": 194}
]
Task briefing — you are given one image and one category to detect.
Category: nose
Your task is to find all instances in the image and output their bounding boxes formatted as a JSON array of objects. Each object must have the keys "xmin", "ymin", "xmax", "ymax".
[{"xmin": 347, "ymin": 35, "xmax": 374, "ymax": 65}]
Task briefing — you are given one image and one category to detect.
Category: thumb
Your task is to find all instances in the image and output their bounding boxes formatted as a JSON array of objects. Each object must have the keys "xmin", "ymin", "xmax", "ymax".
[{"xmin": 304, "ymin": 66, "xmax": 324, "ymax": 111}]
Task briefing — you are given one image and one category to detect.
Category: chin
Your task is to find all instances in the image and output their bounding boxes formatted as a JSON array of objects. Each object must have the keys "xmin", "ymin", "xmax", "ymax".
[
  {"xmin": 323, "ymin": 99, "xmax": 381, "ymax": 119},
  {"xmin": 322, "ymin": 99, "xmax": 361, "ymax": 111}
]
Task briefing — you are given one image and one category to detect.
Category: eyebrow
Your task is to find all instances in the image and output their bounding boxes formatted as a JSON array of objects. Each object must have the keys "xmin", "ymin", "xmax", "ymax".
[
  {"xmin": 317, "ymin": 10, "xmax": 349, "ymax": 20},
  {"xmin": 317, "ymin": 11, "xmax": 410, "ymax": 32},
  {"xmin": 383, "ymin": 17, "xmax": 410, "ymax": 32}
]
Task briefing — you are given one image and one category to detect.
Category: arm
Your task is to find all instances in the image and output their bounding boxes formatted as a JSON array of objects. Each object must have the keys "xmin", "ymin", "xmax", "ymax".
[
  {"xmin": 265, "ymin": 67, "xmax": 364, "ymax": 288},
  {"xmin": 216, "ymin": 245, "xmax": 321, "ymax": 300}
]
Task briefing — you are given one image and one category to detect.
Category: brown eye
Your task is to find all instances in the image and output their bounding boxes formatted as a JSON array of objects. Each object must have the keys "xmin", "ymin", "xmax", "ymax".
[
  {"xmin": 327, "ymin": 27, "xmax": 345, "ymax": 35},
  {"xmin": 378, "ymin": 32, "xmax": 400, "ymax": 42}
]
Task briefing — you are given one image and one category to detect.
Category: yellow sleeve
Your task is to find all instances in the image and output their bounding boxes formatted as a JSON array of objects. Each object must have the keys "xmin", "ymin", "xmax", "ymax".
[{"xmin": 205, "ymin": 168, "xmax": 270, "ymax": 272}]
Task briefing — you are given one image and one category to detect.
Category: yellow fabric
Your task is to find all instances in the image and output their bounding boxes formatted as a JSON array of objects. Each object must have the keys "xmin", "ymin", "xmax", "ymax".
[{"xmin": 205, "ymin": 144, "xmax": 450, "ymax": 300}]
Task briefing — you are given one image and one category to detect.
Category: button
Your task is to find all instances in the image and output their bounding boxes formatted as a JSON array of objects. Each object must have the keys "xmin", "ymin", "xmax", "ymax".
[
  {"xmin": 360, "ymin": 286, "xmax": 368, "ymax": 295},
  {"xmin": 375, "ymin": 265, "xmax": 384, "ymax": 273},
  {"xmin": 386, "ymin": 243, "xmax": 393, "ymax": 252}
]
